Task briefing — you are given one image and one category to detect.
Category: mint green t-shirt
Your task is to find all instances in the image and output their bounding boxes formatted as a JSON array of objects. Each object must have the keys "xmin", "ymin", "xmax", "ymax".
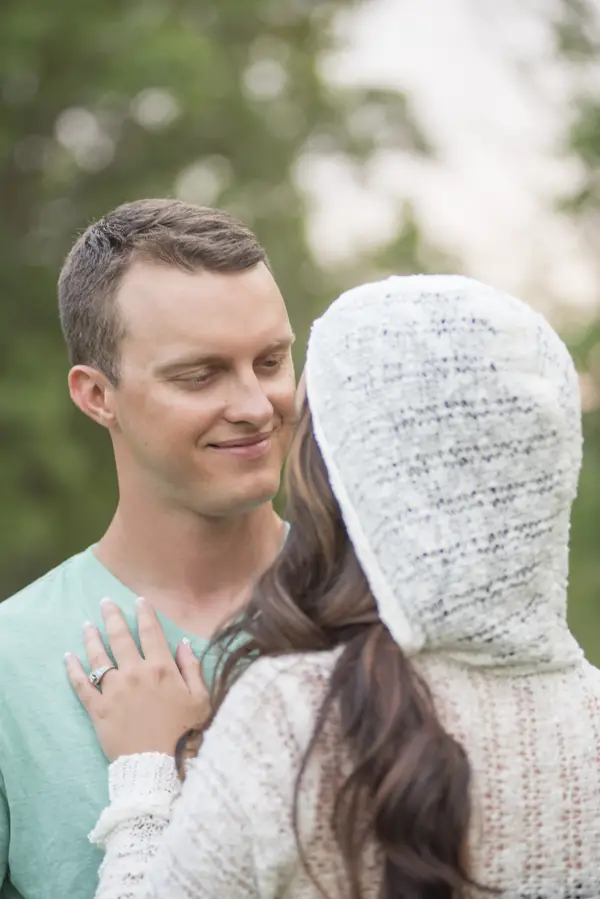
[{"xmin": 0, "ymin": 548, "xmax": 217, "ymax": 899}]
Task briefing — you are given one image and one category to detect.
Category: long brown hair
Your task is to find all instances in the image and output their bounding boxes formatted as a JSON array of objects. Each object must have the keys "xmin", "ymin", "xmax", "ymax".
[{"xmin": 177, "ymin": 397, "xmax": 475, "ymax": 899}]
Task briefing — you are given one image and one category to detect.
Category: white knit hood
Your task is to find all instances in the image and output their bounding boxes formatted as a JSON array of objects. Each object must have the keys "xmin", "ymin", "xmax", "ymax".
[{"xmin": 305, "ymin": 275, "xmax": 584, "ymax": 669}]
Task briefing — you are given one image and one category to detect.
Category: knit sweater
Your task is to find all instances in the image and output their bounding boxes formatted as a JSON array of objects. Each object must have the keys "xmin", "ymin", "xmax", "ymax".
[{"xmin": 91, "ymin": 649, "xmax": 600, "ymax": 899}]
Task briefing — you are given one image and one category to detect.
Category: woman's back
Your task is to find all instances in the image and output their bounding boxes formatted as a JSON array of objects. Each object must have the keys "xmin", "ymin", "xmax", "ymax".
[
  {"xmin": 173, "ymin": 650, "xmax": 600, "ymax": 898},
  {"xmin": 417, "ymin": 655, "xmax": 600, "ymax": 895}
]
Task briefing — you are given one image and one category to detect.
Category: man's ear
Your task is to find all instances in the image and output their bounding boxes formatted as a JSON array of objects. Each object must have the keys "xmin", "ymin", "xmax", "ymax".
[{"xmin": 68, "ymin": 365, "xmax": 118, "ymax": 429}]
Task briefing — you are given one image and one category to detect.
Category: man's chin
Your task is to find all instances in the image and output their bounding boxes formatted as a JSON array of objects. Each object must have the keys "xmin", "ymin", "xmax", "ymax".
[
  {"xmin": 204, "ymin": 477, "xmax": 281, "ymax": 518},
  {"xmin": 232, "ymin": 485, "xmax": 280, "ymax": 514}
]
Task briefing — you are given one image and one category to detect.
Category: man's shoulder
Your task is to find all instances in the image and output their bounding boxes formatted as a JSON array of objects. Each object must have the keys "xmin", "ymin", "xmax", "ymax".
[{"xmin": 0, "ymin": 551, "xmax": 88, "ymax": 623}]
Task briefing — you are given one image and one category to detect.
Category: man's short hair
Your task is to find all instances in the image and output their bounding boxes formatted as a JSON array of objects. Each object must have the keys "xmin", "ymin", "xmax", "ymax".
[{"xmin": 58, "ymin": 199, "xmax": 269, "ymax": 383}]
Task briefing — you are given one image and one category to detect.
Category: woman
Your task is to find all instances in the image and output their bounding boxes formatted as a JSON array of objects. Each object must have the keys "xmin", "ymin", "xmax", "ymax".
[{"xmin": 66, "ymin": 274, "xmax": 600, "ymax": 898}]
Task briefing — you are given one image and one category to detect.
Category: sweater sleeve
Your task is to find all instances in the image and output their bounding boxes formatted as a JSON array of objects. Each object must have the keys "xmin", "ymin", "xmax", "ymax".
[{"xmin": 90, "ymin": 658, "xmax": 309, "ymax": 899}]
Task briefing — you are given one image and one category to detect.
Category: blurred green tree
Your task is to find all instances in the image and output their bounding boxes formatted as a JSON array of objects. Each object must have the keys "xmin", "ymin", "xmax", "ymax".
[
  {"xmin": 0, "ymin": 0, "xmax": 445, "ymax": 596},
  {"xmin": 554, "ymin": 0, "xmax": 600, "ymax": 662}
]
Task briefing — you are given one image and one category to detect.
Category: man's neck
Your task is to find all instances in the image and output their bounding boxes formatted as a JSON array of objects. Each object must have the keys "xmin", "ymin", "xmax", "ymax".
[{"xmin": 94, "ymin": 499, "xmax": 285, "ymax": 638}]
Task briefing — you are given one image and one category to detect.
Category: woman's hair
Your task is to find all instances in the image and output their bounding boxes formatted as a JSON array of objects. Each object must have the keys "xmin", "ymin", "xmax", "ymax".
[{"xmin": 176, "ymin": 397, "xmax": 475, "ymax": 899}]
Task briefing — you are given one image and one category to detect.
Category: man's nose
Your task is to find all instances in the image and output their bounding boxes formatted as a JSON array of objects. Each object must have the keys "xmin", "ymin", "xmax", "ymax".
[{"xmin": 223, "ymin": 373, "xmax": 275, "ymax": 429}]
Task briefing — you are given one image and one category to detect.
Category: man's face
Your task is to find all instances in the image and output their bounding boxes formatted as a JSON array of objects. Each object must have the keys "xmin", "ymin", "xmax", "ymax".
[{"xmin": 109, "ymin": 260, "xmax": 296, "ymax": 517}]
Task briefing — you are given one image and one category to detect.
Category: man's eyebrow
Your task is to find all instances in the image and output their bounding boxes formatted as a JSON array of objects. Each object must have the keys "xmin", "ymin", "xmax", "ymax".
[
  {"xmin": 259, "ymin": 334, "xmax": 296, "ymax": 354},
  {"xmin": 155, "ymin": 334, "xmax": 296, "ymax": 376},
  {"xmin": 155, "ymin": 354, "xmax": 222, "ymax": 376}
]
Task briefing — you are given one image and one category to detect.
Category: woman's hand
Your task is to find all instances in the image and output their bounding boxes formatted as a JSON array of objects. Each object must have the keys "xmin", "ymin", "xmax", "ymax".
[{"xmin": 65, "ymin": 597, "xmax": 208, "ymax": 761}]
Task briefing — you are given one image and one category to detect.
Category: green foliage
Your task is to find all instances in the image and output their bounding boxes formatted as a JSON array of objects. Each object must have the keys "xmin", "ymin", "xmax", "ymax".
[
  {"xmin": 555, "ymin": 0, "xmax": 600, "ymax": 58},
  {"xmin": 554, "ymin": 0, "xmax": 600, "ymax": 663},
  {"xmin": 0, "ymin": 0, "xmax": 439, "ymax": 596},
  {"xmin": 3, "ymin": 0, "xmax": 597, "ymax": 673}
]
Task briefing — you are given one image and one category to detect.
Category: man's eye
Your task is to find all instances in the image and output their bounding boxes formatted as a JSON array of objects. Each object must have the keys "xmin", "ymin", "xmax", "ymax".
[
  {"xmin": 261, "ymin": 357, "xmax": 284, "ymax": 370},
  {"xmin": 177, "ymin": 372, "xmax": 214, "ymax": 386}
]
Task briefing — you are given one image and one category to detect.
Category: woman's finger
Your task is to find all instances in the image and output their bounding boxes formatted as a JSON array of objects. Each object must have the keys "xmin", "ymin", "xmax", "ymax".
[
  {"xmin": 83, "ymin": 619, "xmax": 113, "ymax": 672},
  {"xmin": 65, "ymin": 651, "xmax": 102, "ymax": 714},
  {"xmin": 176, "ymin": 640, "xmax": 208, "ymax": 703},
  {"xmin": 100, "ymin": 598, "xmax": 140, "ymax": 667},
  {"xmin": 137, "ymin": 597, "xmax": 175, "ymax": 664}
]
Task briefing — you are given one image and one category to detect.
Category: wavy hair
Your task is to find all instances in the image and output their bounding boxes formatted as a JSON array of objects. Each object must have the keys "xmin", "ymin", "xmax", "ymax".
[{"xmin": 176, "ymin": 396, "xmax": 476, "ymax": 899}]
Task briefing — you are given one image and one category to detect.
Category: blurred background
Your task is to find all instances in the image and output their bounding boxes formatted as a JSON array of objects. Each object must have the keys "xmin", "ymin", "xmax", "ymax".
[{"xmin": 1, "ymin": 0, "xmax": 599, "ymax": 658}]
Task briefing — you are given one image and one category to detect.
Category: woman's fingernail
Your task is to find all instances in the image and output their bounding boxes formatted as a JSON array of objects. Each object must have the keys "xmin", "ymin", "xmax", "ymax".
[
  {"xmin": 181, "ymin": 637, "xmax": 190, "ymax": 645},
  {"xmin": 83, "ymin": 620, "xmax": 95, "ymax": 632},
  {"xmin": 135, "ymin": 596, "xmax": 146, "ymax": 608},
  {"xmin": 64, "ymin": 652, "xmax": 73, "ymax": 661},
  {"xmin": 100, "ymin": 597, "xmax": 113, "ymax": 608}
]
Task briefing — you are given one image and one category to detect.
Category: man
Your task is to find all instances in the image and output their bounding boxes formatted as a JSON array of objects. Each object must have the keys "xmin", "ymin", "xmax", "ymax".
[{"xmin": 0, "ymin": 199, "xmax": 297, "ymax": 898}]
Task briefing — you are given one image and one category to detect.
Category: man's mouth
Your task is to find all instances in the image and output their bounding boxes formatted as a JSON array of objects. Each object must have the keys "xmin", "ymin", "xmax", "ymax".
[
  {"xmin": 209, "ymin": 432, "xmax": 273, "ymax": 449},
  {"xmin": 207, "ymin": 432, "xmax": 274, "ymax": 459}
]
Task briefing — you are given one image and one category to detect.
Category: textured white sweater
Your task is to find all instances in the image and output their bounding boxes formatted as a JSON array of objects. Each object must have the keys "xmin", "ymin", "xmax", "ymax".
[{"xmin": 91, "ymin": 649, "xmax": 600, "ymax": 899}]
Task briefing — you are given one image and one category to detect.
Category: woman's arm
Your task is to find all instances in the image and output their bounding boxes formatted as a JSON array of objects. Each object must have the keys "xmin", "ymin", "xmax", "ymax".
[
  {"xmin": 66, "ymin": 600, "xmax": 306, "ymax": 899},
  {"xmin": 89, "ymin": 661, "xmax": 302, "ymax": 899},
  {"xmin": 90, "ymin": 753, "xmax": 181, "ymax": 899}
]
